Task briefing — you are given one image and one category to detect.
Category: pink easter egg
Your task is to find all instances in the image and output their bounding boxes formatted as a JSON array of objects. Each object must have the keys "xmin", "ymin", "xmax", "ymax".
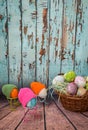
[
  {"xmin": 66, "ymin": 82, "xmax": 78, "ymax": 95},
  {"xmin": 74, "ymin": 76, "xmax": 86, "ymax": 87}
]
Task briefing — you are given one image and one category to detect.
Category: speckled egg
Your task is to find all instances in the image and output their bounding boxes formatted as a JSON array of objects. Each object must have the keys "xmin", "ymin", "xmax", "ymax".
[
  {"xmin": 52, "ymin": 75, "xmax": 64, "ymax": 85},
  {"xmin": 64, "ymin": 71, "xmax": 76, "ymax": 82},
  {"xmin": 77, "ymin": 87, "xmax": 87, "ymax": 96},
  {"xmin": 66, "ymin": 82, "xmax": 78, "ymax": 95},
  {"xmin": 74, "ymin": 76, "xmax": 86, "ymax": 87}
]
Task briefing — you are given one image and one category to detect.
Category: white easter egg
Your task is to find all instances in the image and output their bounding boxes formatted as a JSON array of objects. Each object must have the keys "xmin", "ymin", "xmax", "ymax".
[{"xmin": 52, "ymin": 75, "xmax": 64, "ymax": 85}]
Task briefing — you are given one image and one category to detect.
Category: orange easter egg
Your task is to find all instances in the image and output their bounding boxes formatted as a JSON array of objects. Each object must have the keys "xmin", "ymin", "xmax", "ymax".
[
  {"xmin": 10, "ymin": 88, "xmax": 19, "ymax": 98},
  {"xmin": 30, "ymin": 82, "xmax": 46, "ymax": 95}
]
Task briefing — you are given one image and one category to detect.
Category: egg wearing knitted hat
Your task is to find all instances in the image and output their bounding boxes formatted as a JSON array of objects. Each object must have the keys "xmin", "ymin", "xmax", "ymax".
[
  {"xmin": 18, "ymin": 88, "xmax": 37, "ymax": 108},
  {"xmin": 2, "ymin": 84, "xmax": 18, "ymax": 98},
  {"xmin": 30, "ymin": 82, "xmax": 47, "ymax": 98}
]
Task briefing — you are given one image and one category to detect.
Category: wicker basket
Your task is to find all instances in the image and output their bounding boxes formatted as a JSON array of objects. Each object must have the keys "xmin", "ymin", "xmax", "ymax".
[{"xmin": 57, "ymin": 91, "xmax": 88, "ymax": 112}]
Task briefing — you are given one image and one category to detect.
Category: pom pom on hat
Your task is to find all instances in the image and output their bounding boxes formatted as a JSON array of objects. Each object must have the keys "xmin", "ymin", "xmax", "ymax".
[
  {"xmin": 38, "ymin": 88, "xmax": 47, "ymax": 98},
  {"xmin": 18, "ymin": 88, "xmax": 37, "ymax": 107},
  {"xmin": 2, "ymin": 84, "xmax": 18, "ymax": 98}
]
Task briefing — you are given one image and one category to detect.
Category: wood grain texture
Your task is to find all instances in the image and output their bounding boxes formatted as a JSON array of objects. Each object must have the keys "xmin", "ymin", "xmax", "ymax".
[
  {"xmin": 45, "ymin": 102, "xmax": 75, "ymax": 130},
  {"xmin": 49, "ymin": 0, "xmax": 63, "ymax": 85},
  {"xmin": 7, "ymin": 0, "xmax": 22, "ymax": 87},
  {"xmin": 22, "ymin": 0, "xmax": 36, "ymax": 87},
  {"xmin": 0, "ymin": 100, "xmax": 88, "ymax": 130},
  {"xmin": 36, "ymin": 0, "xmax": 49, "ymax": 85},
  {"xmin": 16, "ymin": 104, "xmax": 44, "ymax": 130},
  {"xmin": 0, "ymin": 99, "xmax": 8, "ymax": 109},
  {"xmin": 57, "ymin": 102, "xmax": 88, "ymax": 130},
  {"xmin": 0, "ymin": 0, "xmax": 88, "ymax": 89},
  {"xmin": 0, "ymin": 106, "xmax": 25, "ymax": 130},
  {"xmin": 61, "ymin": 0, "xmax": 77, "ymax": 73},
  {"xmin": 75, "ymin": 0, "xmax": 88, "ymax": 76},
  {"xmin": 0, "ymin": 0, "xmax": 8, "ymax": 92},
  {"xmin": 0, "ymin": 105, "xmax": 11, "ymax": 120}
]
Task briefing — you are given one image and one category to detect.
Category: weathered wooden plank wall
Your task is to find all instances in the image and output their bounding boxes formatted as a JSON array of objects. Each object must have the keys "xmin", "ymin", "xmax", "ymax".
[
  {"xmin": 7, "ymin": 0, "xmax": 22, "ymax": 87},
  {"xmin": 22, "ymin": 0, "xmax": 36, "ymax": 87},
  {"xmin": 0, "ymin": 0, "xmax": 88, "ymax": 91},
  {"xmin": 0, "ymin": 0, "xmax": 8, "ymax": 93}
]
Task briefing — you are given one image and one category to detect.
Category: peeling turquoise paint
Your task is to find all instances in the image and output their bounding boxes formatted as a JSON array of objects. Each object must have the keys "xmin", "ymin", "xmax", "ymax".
[
  {"xmin": 75, "ymin": 0, "xmax": 88, "ymax": 76},
  {"xmin": 7, "ymin": 0, "xmax": 22, "ymax": 87},
  {"xmin": 0, "ymin": 0, "xmax": 8, "ymax": 93},
  {"xmin": 0, "ymin": 0, "xmax": 88, "ymax": 91}
]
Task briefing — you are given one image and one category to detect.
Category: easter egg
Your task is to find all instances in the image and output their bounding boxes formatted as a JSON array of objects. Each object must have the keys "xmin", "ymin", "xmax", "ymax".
[
  {"xmin": 27, "ymin": 98, "xmax": 37, "ymax": 109},
  {"xmin": 74, "ymin": 76, "xmax": 86, "ymax": 87},
  {"xmin": 10, "ymin": 88, "xmax": 19, "ymax": 98},
  {"xmin": 77, "ymin": 87, "xmax": 87, "ymax": 96},
  {"xmin": 52, "ymin": 75, "xmax": 64, "ymax": 85},
  {"xmin": 86, "ymin": 76, "xmax": 88, "ymax": 82},
  {"xmin": 64, "ymin": 71, "xmax": 76, "ymax": 82},
  {"xmin": 85, "ymin": 83, "xmax": 88, "ymax": 90},
  {"xmin": 66, "ymin": 82, "xmax": 78, "ymax": 95}
]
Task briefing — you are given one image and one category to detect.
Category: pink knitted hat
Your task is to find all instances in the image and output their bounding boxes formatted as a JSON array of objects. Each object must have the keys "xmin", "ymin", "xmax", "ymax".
[{"xmin": 18, "ymin": 88, "xmax": 36, "ymax": 107}]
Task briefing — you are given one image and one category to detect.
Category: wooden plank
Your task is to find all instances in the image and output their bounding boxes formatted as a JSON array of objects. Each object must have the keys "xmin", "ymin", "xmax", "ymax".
[
  {"xmin": 0, "ymin": 101, "xmax": 88, "ymax": 130},
  {"xmin": 7, "ymin": 0, "xmax": 22, "ymax": 87},
  {"xmin": 82, "ymin": 111, "xmax": 88, "ymax": 117},
  {"xmin": 0, "ymin": 106, "xmax": 25, "ymax": 130},
  {"xmin": 75, "ymin": 0, "xmax": 88, "ymax": 76},
  {"xmin": 49, "ymin": 0, "xmax": 63, "ymax": 84},
  {"xmin": 22, "ymin": 0, "xmax": 36, "ymax": 87},
  {"xmin": 17, "ymin": 104, "xmax": 44, "ymax": 130},
  {"xmin": 45, "ymin": 102, "xmax": 74, "ymax": 130},
  {"xmin": 36, "ymin": 0, "xmax": 49, "ymax": 85},
  {"xmin": 56, "ymin": 101, "xmax": 88, "ymax": 130},
  {"xmin": 0, "ymin": 98, "xmax": 8, "ymax": 109},
  {"xmin": 61, "ymin": 0, "xmax": 77, "ymax": 73},
  {"xmin": 0, "ymin": 0, "xmax": 8, "ymax": 92},
  {"xmin": 0, "ymin": 105, "xmax": 11, "ymax": 120}
]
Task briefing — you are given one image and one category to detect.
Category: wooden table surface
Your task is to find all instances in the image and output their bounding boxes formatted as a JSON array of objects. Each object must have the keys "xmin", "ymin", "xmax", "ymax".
[{"xmin": 0, "ymin": 96, "xmax": 88, "ymax": 130}]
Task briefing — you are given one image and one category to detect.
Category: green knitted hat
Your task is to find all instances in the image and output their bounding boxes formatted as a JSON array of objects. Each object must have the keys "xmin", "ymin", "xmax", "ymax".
[{"xmin": 2, "ymin": 84, "xmax": 17, "ymax": 98}]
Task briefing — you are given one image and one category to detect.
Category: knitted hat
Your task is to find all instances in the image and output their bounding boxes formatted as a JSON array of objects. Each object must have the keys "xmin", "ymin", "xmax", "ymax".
[
  {"xmin": 30, "ymin": 82, "xmax": 47, "ymax": 98},
  {"xmin": 18, "ymin": 88, "xmax": 37, "ymax": 107},
  {"xmin": 2, "ymin": 84, "xmax": 17, "ymax": 98}
]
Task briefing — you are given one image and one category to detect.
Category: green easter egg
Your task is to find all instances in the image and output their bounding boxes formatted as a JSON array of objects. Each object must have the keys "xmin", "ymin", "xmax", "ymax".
[
  {"xmin": 64, "ymin": 71, "xmax": 76, "ymax": 82},
  {"xmin": 86, "ymin": 77, "xmax": 88, "ymax": 82},
  {"xmin": 85, "ymin": 83, "xmax": 88, "ymax": 90}
]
